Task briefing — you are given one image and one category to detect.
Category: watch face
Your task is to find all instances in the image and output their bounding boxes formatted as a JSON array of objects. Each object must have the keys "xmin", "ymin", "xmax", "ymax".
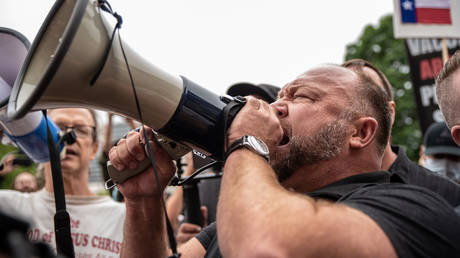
[{"xmin": 247, "ymin": 135, "xmax": 269, "ymax": 155}]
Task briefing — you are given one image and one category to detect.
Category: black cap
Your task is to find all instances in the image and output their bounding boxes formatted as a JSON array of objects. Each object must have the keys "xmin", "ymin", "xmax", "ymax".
[
  {"xmin": 424, "ymin": 122, "xmax": 460, "ymax": 156},
  {"xmin": 226, "ymin": 83, "xmax": 280, "ymax": 104}
]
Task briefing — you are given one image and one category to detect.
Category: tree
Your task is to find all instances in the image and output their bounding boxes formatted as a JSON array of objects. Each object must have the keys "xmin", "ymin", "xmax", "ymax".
[{"xmin": 345, "ymin": 14, "xmax": 422, "ymax": 161}]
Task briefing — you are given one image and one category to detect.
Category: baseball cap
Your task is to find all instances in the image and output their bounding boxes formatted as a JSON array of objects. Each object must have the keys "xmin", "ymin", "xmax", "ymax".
[
  {"xmin": 226, "ymin": 82, "xmax": 280, "ymax": 103},
  {"xmin": 424, "ymin": 122, "xmax": 460, "ymax": 156}
]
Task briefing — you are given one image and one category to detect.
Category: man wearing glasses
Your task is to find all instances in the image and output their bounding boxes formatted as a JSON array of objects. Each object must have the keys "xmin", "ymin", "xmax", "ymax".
[{"xmin": 0, "ymin": 108, "xmax": 125, "ymax": 257}]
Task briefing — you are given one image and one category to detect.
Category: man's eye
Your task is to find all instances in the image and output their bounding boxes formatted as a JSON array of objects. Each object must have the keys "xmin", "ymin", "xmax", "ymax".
[{"xmin": 294, "ymin": 95, "xmax": 312, "ymax": 100}]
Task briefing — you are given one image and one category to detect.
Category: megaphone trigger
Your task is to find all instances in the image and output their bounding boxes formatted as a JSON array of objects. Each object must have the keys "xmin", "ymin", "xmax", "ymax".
[{"xmin": 154, "ymin": 134, "xmax": 191, "ymax": 160}]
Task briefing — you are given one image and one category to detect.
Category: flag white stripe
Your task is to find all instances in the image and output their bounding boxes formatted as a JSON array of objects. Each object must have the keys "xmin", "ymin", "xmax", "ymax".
[{"xmin": 415, "ymin": 0, "xmax": 450, "ymax": 9}]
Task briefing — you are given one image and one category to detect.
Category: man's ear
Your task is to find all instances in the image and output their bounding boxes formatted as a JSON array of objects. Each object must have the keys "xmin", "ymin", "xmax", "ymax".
[
  {"xmin": 388, "ymin": 101, "xmax": 396, "ymax": 127},
  {"xmin": 90, "ymin": 142, "xmax": 100, "ymax": 160},
  {"xmin": 451, "ymin": 125, "xmax": 460, "ymax": 147},
  {"xmin": 349, "ymin": 117, "xmax": 378, "ymax": 150}
]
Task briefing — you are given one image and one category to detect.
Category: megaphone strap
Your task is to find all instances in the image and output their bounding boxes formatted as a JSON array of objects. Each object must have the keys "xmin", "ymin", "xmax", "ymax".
[
  {"xmin": 90, "ymin": 0, "xmax": 123, "ymax": 86},
  {"xmin": 99, "ymin": 4, "xmax": 181, "ymax": 251},
  {"xmin": 43, "ymin": 110, "xmax": 75, "ymax": 258}
]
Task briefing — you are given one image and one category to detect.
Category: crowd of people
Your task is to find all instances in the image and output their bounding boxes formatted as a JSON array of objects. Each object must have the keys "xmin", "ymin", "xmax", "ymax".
[{"xmin": 2, "ymin": 41, "xmax": 460, "ymax": 257}]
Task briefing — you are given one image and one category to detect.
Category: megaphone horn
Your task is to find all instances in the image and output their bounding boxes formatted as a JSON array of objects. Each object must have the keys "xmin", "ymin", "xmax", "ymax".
[
  {"xmin": 0, "ymin": 27, "xmax": 63, "ymax": 163},
  {"xmin": 8, "ymin": 0, "xmax": 241, "ymax": 161}
]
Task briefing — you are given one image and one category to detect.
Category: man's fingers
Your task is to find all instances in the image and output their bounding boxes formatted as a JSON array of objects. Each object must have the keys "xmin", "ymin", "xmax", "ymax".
[
  {"xmin": 246, "ymin": 96, "xmax": 261, "ymax": 110},
  {"xmin": 125, "ymin": 132, "xmax": 146, "ymax": 161},
  {"xmin": 108, "ymin": 146, "xmax": 125, "ymax": 171},
  {"xmin": 201, "ymin": 206, "xmax": 208, "ymax": 227},
  {"xmin": 139, "ymin": 126, "xmax": 155, "ymax": 144},
  {"xmin": 115, "ymin": 138, "xmax": 139, "ymax": 170},
  {"xmin": 176, "ymin": 222, "xmax": 202, "ymax": 244},
  {"xmin": 176, "ymin": 233, "xmax": 198, "ymax": 244},
  {"xmin": 179, "ymin": 223, "xmax": 202, "ymax": 233}
]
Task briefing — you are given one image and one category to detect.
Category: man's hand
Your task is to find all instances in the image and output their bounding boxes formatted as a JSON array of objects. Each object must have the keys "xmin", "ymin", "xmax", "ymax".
[
  {"xmin": 108, "ymin": 126, "xmax": 176, "ymax": 200},
  {"xmin": 177, "ymin": 206, "xmax": 208, "ymax": 245},
  {"xmin": 0, "ymin": 154, "xmax": 16, "ymax": 177},
  {"xmin": 227, "ymin": 96, "xmax": 283, "ymax": 150}
]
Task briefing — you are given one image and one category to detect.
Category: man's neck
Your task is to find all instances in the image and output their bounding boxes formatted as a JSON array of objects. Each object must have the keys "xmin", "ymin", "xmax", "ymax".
[
  {"xmin": 44, "ymin": 168, "xmax": 95, "ymax": 196},
  {"xmin": 381, "ymin": 143, "xmax": 397, "ymax": 171},
  {"xmin": 282, "ymin": 154, "xmax": 382, "ymax": 193}
]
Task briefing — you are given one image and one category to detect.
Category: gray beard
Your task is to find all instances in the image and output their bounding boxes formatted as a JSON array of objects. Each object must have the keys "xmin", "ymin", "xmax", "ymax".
[{"xmin": 271, "ymin": 120, "xmax": 349, "ymax": 182}]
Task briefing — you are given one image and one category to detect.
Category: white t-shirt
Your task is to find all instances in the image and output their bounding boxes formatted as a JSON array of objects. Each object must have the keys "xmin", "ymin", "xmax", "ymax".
[{"xmin": 0, "ymin": 189, "xmax": 125, "ymax": 258}]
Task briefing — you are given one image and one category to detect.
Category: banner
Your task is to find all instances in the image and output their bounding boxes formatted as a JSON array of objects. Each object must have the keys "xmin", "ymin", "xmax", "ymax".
[
  {"xmin": 405, "ymin": 38, "xmax": 460, "ymax": 133},
  {"xmin": 394, "ymin": 0, "xmax": 460, "ymax": 38}
]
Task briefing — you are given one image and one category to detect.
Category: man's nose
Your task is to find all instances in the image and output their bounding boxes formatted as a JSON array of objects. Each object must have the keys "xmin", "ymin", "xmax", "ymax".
[{"xmin": 271, "ymin": 100, "xmax": 288, "ymax": 118}]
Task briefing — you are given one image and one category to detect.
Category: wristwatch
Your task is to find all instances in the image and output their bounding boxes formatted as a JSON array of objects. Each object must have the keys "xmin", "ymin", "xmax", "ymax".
[{"xmin": 225, "ymin": 135, "xmax": 270, "ymax": 162}]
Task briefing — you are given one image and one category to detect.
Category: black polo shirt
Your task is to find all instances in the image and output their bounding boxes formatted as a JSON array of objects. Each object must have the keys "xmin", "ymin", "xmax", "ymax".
[
  {"xmin": 389, "ymin": 145, "xmax": 460, "ymax": 206},
  {"xmin": 195, "ymin": 171, "xmax": 460, "ymax": 258}
]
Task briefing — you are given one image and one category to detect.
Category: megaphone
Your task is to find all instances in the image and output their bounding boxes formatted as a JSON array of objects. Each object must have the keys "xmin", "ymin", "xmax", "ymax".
[
  {"xmin": 8, "ymin": 0, "xmax": 242, "ymax": 161},
  {"xmin": 0, "ymin": 27, "xmax": 62, "ymax": 163}
]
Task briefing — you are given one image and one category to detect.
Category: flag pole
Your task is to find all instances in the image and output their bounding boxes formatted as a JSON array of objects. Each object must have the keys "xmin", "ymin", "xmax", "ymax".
[{"xmin": 441, "ymin": 38, "xmax": 449, "ymax": 64}]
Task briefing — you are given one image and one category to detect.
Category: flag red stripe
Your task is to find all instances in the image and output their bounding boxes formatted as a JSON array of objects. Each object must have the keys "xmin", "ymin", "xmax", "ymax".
[{"xmin": 416, "ymin": 8, "xmax": 452, "ymax": 24}]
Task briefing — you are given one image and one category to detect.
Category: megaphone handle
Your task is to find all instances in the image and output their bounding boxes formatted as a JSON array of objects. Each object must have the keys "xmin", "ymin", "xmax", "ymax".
[
  {"xmin": 107, "ymin": 131, "xmax": 191, "ymax": 184},
  {"xmin": 107, "ymin": 159, "xmax": 151, "ymax": 184}
]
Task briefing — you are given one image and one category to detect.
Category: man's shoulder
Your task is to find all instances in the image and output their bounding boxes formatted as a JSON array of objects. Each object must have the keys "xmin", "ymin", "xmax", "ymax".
[
  {"xmin": 389, "ymin": 145, "xmax": 423, "ymax": 174},
  {"xmin": 344, "ymin": 182, "xmax": 450, "ymax": 203},
  {"xmin": 390, "ymin": 145, "xmax": 460, "ymax": 206},
  {"xmin": 342, "ymin": 183, "xmax": 460, "ymax": 257}
]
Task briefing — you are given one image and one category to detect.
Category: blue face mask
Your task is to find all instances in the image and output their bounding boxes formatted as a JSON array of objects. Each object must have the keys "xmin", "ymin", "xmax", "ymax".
[{"xmin": 424, "ymin": 157, "xmax": 460, "ymax": 183}]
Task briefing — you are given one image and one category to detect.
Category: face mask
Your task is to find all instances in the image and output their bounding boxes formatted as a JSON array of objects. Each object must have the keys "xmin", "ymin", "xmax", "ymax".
[{"xmin": 424, "ymin": 157, "xmax": 460, "ymax": 183}]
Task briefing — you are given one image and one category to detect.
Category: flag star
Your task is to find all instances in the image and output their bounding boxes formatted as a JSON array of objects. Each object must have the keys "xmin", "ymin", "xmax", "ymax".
[{"xmin": 402, "ymin": 0, "xmax": 413, "ymax": 10}]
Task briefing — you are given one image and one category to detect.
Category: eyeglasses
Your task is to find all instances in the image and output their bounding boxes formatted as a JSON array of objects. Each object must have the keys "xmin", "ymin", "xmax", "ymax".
[{"xmin": 56, "ymin": 124, "xmax": 96, "ymax": 139}]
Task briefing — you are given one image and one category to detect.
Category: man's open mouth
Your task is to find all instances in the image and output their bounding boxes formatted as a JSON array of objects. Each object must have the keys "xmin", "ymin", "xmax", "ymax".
[
  {"xmin": 279, "ymin": 131, "xmax": 290, "ymax": 146},
  {"xmin": 65, "ymin": 148, "xmax": 78, "ymax": 157}
]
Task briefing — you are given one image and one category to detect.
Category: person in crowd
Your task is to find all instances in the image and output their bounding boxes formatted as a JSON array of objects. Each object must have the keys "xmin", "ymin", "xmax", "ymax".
[
  {"xmin": 0, "ymin": 152, "xmax": 35, "ymax": 189},
  {"xmin": 12, "ymin": 171, "xmax": 38, "ymax": 193},
  {"xmin": 110, "ymin": 64, "xmax": 460, "ymax": 257},
  {"xmin": 0, "ymin": 108, "xmax": 125, "ymax": 257},
  {"xmin": 226, "ymin": 82, "xmax": 281, "ymax": 103},
  {"xmin": 0, "ymin": 154, "xmax": 16, "ymax": 187},
  {"xmin": 436, "ymin": 50, "xmax": 460, "ymax": 147},
  {"xmin": 420, "ymin": 122, "xmax": 460, "ymax": 183},
  {"xmin": 342, "ymin": 59, "xmax": 460, "ymax": 206}
]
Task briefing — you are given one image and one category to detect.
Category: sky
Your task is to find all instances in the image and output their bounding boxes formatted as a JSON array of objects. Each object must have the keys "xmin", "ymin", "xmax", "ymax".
[{"xmin": 1, "ymin": 0, "xmax": 395, "ymax": 96}]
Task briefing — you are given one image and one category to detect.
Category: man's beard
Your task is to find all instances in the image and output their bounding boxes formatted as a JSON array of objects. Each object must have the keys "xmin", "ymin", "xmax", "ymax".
[{"xmin": 271, "ymin": 119, "xmax": 349, "ymax": 182}]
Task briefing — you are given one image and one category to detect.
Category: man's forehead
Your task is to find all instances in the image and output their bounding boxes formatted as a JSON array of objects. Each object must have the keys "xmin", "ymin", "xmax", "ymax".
[
  {"xmin": 48, "ymin": 108, "xmax": 94, "ymax": 123},
  {"xmin": 281, "ymin": 65, "xmax": 357, "ymax": 93}
]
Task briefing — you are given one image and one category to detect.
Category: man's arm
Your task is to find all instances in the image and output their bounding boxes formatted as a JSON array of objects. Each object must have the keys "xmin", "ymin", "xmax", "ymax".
[
  {"xmin": 218, "ymin": 150, "xmax": 397, "ymax": 258},
  {"xmin": 218, "ymin": 97, "xmax": 397, "ymax": 257},
  {"xmin": 121, "ymin": 197, "xmax": 168, "ymax": 257},
  {"xmin": 109, "ymin": 127, "xmax": 206, "ymax": 258}
]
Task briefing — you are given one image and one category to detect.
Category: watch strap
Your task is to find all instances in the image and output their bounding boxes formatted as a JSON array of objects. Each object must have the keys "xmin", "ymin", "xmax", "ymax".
[{"xmin": 225, "ymin": 135, "xmax": 269, "ymax": 162}]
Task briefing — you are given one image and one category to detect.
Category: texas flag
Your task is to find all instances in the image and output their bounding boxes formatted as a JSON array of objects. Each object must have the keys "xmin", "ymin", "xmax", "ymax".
[{"xmin": 400, "ymin": 0, "xmax": 452, "ymax": 24}]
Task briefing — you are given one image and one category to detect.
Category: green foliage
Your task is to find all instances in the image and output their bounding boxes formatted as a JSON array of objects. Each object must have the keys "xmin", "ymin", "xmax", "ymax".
[
  {"xmin": 0, "ymin": 144, "xmax": 38, "ymax": 189},
  {"xmin": 345, "ymin": 14, "xmax": 422, "ymax": 161}
]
